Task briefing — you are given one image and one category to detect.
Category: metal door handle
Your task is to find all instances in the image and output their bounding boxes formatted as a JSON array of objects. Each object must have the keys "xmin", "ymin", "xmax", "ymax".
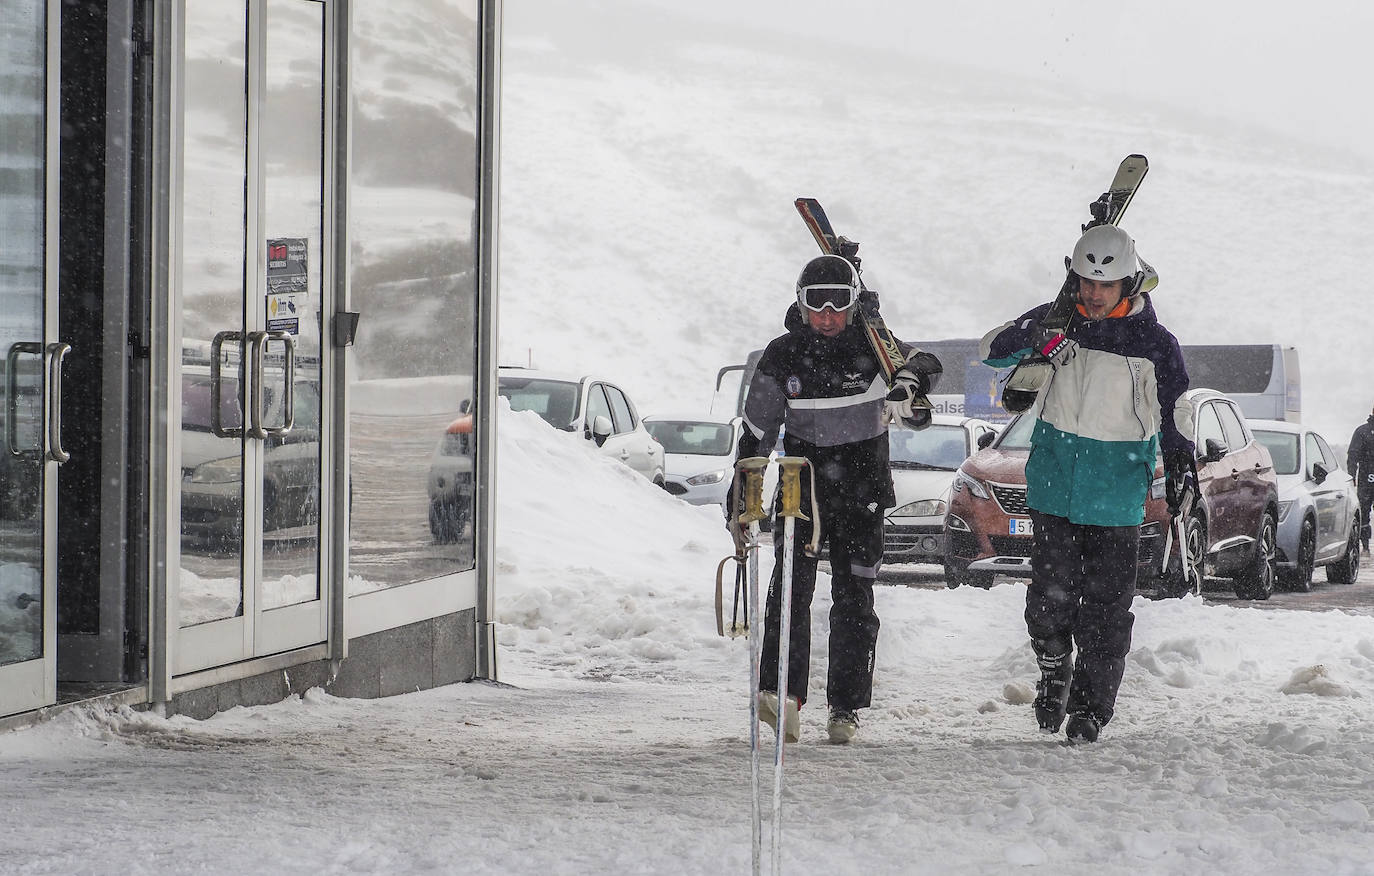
[
  {"xmin": 248, "ymin": 331, "xmax": 295, "ymax": 439},
  {"xmin": 5, "ymin": 342, "xmax": 42, "ymax": 457},
  {"xmin": 211, "ymin": 331, "xmax": 246, "ymax": 438},
  {"xmin": 263, "ymin": 331, "xmax": 294, "ymax": 437},
  {"xmin": 46, "ymin": 342, "xmax": 71, "ymax": 463}
]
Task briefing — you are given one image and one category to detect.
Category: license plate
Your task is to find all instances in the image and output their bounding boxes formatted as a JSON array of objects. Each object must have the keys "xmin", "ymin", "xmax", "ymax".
[{"xmin": 1009, "ymin": 518, "xmax": 1033, "ymax": 536}]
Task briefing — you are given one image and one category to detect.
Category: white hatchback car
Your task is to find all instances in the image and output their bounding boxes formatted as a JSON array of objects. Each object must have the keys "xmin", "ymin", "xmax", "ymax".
[
  {"xmin": 885, "ymin": 414, "xmax": 999, "ymax": 564},
  {"xmin": 498, "ymin": 368, "xmax": 665, "ymax": 485},
  {"xmin": 642, "ymin": 414, "xmax": 742, "ymax": 507}
]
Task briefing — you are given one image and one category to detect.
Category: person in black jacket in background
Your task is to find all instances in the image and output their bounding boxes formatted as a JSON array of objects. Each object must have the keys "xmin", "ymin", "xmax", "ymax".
[
  {"xmin": 728, "ymin": 254, "xmax": 941, "ymax": 744},
  {"xmin": 1347, "ymin": 406, "xmax": 1374, "ymax": 553}
]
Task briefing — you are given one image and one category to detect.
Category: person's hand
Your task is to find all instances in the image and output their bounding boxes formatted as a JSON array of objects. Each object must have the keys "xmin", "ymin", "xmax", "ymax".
[
  {"xmin": 884, "ymin": 367, "xmax": 931, "ymax": 428},
  {"xmin": 1164, "ymin": 449, "xmax": 1196, "ymax": 516},
  {"xmin": 1032, "ymin": 326, "xmax": 1078, "ymax": 367}
]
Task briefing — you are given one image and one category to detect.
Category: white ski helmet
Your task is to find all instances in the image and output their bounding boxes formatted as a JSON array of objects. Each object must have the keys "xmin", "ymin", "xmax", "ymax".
[
  {"xmin": 1070, "ymin": 225, "xmax": 1145, "ymax": 295},
  {"xmin": 795, "ymin": 254, "xmax": 861, "ymax": 322}
]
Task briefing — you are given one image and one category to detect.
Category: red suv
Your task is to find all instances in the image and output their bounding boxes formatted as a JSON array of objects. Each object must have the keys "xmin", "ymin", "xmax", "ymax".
[{"xmin": 945, "ymin": 388, "xmax": 1280, "ymax": 599}]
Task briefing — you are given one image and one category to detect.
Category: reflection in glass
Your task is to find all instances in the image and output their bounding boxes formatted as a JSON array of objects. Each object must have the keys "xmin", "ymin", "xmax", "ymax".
[
  {"xmin": 261, "ymin": 0, "xmax": 324, "ymax": 609},
  {"xmin": 348, "ymin": 0, "xmax": 481, "ymax": 593},
  {"xmin": 0, "ymin": 0, "xmax": 45, "ymax": 665},
  {"xmin": 178, "ymin": 2, "xmax": 248, "ymax": 627}
]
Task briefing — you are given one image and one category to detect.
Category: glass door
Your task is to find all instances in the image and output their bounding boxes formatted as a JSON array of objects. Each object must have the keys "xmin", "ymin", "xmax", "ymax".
[
  {"xmin": 174, "ymin": 0, "xmax": 328, "ymax": 674},
  {"xmin": 0, "ymin": 0, "xmax": 62, "ymax": 717}
]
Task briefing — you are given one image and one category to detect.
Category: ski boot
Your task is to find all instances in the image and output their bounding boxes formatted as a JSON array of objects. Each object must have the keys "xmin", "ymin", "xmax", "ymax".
[
  {"xmin": 758, "ymin": 691, "xmax": 800, "ymax": 744},
  {"xmin": 1065, "ymin": 711, "xmax": 1101, "ymax": 744},
  {"xmin": 1033, "ymin": 653, "xmax": 1073, "ymax": 734},
  {"xmin": 826, "ymin": 708, "xmax": 859, "ymax": 744}
]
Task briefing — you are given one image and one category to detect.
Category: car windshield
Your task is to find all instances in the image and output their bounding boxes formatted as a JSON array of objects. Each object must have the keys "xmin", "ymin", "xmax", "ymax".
[
  {"xmin": 994, "ymin": 412, "xmax": 1036, "ymax": 450},
  {"xmin": 888, "ymin": 424, "xmax": 968, "ymax": 471},
  {"xmin": 644, "ymin": 420, "xmax": 734, "ymax": 456},
  {"xmin": 1253, "ymin": 429, "xmax": 1299, "ymax": 475},
  {"xmin": 498, "ymin": 377, "xmax": 579, "ymax": 429}
]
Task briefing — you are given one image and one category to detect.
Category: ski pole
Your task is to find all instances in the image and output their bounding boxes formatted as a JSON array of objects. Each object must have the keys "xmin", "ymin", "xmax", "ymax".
[
  {"xmin": 771, "ymin": 456, "xmax": 811, "ymax": 876},
  {"xmin": 732, "ymin": 455, "xmax": 770, "ymax": 876}
]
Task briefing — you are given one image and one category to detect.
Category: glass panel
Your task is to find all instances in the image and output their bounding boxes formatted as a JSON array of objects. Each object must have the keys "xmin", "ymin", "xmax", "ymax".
[
  {"xmin": 1304, "ymin": 434, "xmax": 1323, "ymax": 479},
  {"xmin": 1216, "ymin": 402, "xmax": 1247, "ymax": 451},
  {"xmin": 497, "ymin": 375, "xmax": 578, "ymax": 429},
  {"xmin": 261, "ymin": 0, "xmax": 324, "ymax": 609},
  {"xmin": 1254, "ymin": 430, "xmax": 1299, "ymax": 476},
  {"xmin": 0, "ymin": 0, "xmax": 46, "ymax": 666},
  {"xmin": 887, "ymin": 425, "xmax": 969, "ymax": 471},
  {"xmin": 644, "ymin": 421, "xmax": 734, "ymax": 457},
  {"xmin": 605, "ymin": 387, "xmax": 633, "ymax": 434},
  {"xmin": 178, "ymin": 2, "xmax": 248, "ymax": 627},
  {"xmin": 1196, "ymin": 403, "xmax": 1225, "ymax": 451},
  {"xmin": 348, "ymin": 0, "xmax": 480, "ymax": 593}
]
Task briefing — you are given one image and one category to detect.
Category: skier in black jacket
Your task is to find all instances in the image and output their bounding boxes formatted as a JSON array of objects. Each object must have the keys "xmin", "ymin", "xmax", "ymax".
[
  {"xmin": 729, "ymin": 254, "xmax": 941, "ymax": 744},
  {"xmin": 1347, "ymin": 406, "xmax": 1374, "ymax": 553}
]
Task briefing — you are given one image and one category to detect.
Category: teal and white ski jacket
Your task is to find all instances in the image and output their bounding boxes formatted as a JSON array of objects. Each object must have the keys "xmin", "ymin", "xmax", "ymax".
[{"xmin": 981, "ymin": 295, "xmax": 1193, "ymax": 527}]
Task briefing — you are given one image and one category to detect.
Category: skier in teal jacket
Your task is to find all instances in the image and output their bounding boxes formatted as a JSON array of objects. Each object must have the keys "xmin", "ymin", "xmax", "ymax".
[{"xmin": 981, "ymin": 224, "xmax": 1193, "ymax": 743}]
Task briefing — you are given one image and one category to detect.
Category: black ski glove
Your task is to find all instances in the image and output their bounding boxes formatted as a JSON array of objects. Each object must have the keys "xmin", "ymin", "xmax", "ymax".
[
  {"xmin": 1031, "ymin": 326, "xmax": 1078, "ymax": 367},
  {"xmin": 1164, "ymin": 449, "xmax": 1196, "ymax": 516}
]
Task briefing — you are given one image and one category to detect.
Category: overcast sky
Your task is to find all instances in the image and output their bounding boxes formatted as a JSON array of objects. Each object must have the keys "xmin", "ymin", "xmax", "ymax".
[{"xmin": 634, "ymin": 0, "xmax": 1374, "ymax": 167}]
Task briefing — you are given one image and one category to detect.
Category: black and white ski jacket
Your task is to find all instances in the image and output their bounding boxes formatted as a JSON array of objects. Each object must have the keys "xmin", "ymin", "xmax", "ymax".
[
  {"xmin": 737, "ymin": 321, "xmax": 941, "ymax": 510},
  {"xmin": 1348, "ymin": 415, "xmax": 1374, "ymax": 494}
]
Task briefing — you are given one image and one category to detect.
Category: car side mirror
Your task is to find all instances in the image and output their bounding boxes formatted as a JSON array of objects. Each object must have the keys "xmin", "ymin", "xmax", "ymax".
[
  {"xmin": 1201, "ymin": 438, "xmax": 1228, "ymax": 464},
  {"xmin": 589, "ymin": 414, "xmax": 613, "ymax": 447},
  {"xmin": 976, "ymin": 432, "xmax": 995, "ymax": 450},
  {"xmin": 1311, "ymin": 461, "xmax": 1328, "ymax": 484}
]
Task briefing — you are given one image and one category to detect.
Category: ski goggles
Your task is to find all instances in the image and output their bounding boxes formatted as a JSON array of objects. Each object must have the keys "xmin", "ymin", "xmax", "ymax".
[{"xmin": 798, "ymin": 284, "xmax": 858, "ymax": 313}]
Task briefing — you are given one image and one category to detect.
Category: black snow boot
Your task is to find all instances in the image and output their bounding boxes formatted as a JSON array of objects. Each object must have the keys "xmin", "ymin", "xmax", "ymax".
[
  {"xmin": 1033, "ymin": 653, "xmax": 1073, "ymax": 734},
  {"xmin": 1065, "ymin": 711, "xmax": 1101, "ymax": 744}
]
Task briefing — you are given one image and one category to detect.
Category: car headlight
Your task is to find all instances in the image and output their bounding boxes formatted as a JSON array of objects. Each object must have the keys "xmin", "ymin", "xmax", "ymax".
[
  {"xmin": 892, "ymin": 498, "xmax": 947, "ymax": 518},
  {"xmin": 953, "ymin": 470, "xmax": 991, "ymax": 500},
  {"xmin": 687, "ymin": 469, "xmax": 728, "ymax": 486},
  {"xmin": 1150, "ymin": 476, "xmax": 1166, "ymax": 500},
  {"xmin": 190, "ymin": 456, "xmax": 241, "ymax": 484},
  {"xmin": 1277, "ymin": 499, "xmax": 1295, "ymax": 523}
]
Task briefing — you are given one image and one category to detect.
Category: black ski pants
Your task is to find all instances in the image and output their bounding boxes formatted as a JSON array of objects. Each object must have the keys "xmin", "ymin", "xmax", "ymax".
[
  {"xmin": 1026, "ymin": 509, "xmax": 1138, "ymax": 725},
  {"xmin": 1359, "ymin": 486, "xmax": 1373, "ymax": 548},
  {"xmin": 760, "ymin": 494, "xmax": 883, "ymax": 713}
]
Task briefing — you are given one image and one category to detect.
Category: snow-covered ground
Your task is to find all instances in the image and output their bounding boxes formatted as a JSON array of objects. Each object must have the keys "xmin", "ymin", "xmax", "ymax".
[
  {"xmin": 4, "ymin": 406, "xmax": 1374, "ymax": 874},
  {"xmin": 4, "ymin": 3, "xmax": 1374, "ymax": 873}
]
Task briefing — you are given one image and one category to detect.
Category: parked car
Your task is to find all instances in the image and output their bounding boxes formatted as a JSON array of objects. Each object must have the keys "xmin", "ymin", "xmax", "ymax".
[
  {"xmin": 180, "ymin": 364, "xmax": 322, "ymax": 547},
  {"xmin": 427, "ymin": 401, "xmax": 475, "ymax": 543},
  {"xmin": 498, "ymin": 368, "xmax": 665, "ymax": 486},
  {"xmin": 643, "ymin": 414, "xmax": 741, "ymax": 507},
  {"xmin": 1249, "ymin": 419, "xmax": 1361, "ymax": 591},
  {"xmin": 946, "ymin": 388, "xmax": 1280, "ymax": 600},
  {"xmin": 883, "ymin": 415, "xmax": 998, "ymax": 564}
]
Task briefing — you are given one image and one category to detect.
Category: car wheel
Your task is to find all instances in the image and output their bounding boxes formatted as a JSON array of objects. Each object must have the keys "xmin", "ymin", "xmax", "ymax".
[
  {"xmin": 944, "ymin": 561, "xmax": 992, "ymax": 589},
  {"xmin": 1233, "ymin": 510, "xmax": 1276, "ymax": 600},
  {"xmin": 1279, "ymin": 517, "xmax": 1315, "ymax": 593},
  {"xmin": 1325, "ymin": 517, "xmax": 1361, "ymax": 585}
]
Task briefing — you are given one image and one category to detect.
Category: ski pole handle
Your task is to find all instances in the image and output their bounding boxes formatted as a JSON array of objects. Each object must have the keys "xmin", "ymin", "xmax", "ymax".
[
  {"xmin": 777, "ymin": 457, "xmax": 810, "ymax": 521},
  {"xmin": 735, "ymin": 456, "xmax": 770, "ymax": 525}
]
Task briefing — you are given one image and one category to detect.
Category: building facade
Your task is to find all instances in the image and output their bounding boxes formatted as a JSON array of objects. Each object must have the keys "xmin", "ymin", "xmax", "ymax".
[{"xmin": 0, "ymin": 0, "xmax": 500, "ymax": 724}]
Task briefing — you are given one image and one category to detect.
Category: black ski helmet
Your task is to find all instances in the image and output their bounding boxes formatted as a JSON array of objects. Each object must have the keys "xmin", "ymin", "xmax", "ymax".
[{"xmin": 795, "ymin": 254, "xmax": 861, "ymax": 323}]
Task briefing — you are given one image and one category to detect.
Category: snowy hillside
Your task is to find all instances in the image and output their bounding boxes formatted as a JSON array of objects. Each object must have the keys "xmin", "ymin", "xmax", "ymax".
[{"xmin": 499, "ymin": 0, "xmax": 1374, "ymax": 443}]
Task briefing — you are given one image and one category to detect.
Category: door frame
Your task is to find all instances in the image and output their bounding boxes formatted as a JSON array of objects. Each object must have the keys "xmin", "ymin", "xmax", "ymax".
[
  {"xmin": 0, "ymin": 0, "xmax": 61, "ymax": 718},
  {"xmin": 153, "ymin": 0, "xmax": 335, "ymax": 683}
]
